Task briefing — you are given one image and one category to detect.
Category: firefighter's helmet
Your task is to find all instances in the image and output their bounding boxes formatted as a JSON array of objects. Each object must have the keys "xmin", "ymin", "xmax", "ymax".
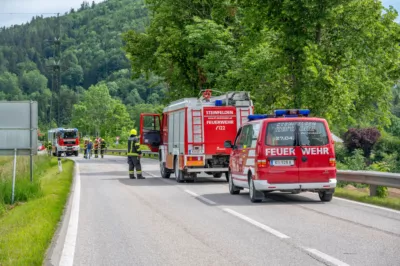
[{"xmin": 130, "ymin": 129, "xmax": 137, "ymax": 136}]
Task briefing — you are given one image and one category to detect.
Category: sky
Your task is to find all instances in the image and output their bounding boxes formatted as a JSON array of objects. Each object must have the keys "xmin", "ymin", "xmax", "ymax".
[
  {"xmin": 0, "ymin": 0, "xmax": 105, "ymax": 27},
  {"xmin": 0, "ymin": 0, "xmax": 399, "ymax": 27}
]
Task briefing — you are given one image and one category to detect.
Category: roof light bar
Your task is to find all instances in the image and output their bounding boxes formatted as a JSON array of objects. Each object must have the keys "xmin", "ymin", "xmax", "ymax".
[
  {"xmin": 248, "ymin": 114, "xmax": 268, "ymax": 121},
  {"xmin": 274, "ymin": 109, "xmax": 310, "ymax": 117}
]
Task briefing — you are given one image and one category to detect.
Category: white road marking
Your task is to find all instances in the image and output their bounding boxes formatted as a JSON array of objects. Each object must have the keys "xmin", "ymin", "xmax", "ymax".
[
  {"xmin": 223, "ymin": 208, "xmax": 290, "ymax": 239},
  {"xmin": 59, "ymin": 163, "xmax": 81, "ymax": 266},
  {"xmin": 184, "ymin": 190, "xmax": 216, "ymax": 205},
  {"xmin": 144, "ymin": 171, "xmax": 158, "ymax": 178},
  {"xmin": 305, "ymin": 248, "xmax": 350, "ymax": 266},
  {"xmin": 333, "ymin": 196, "xmax": 400, "ymax": 214}
]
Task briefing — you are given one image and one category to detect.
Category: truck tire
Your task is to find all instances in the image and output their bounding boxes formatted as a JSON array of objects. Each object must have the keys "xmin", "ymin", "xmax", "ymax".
[
  {"xmin": 229, "ymin": 172, "xmax": 240, "ymax": 195},
  {"xmin": 213, "ymin": 173, "xmax": 222, "ymax": 178},
  {"xmin": 175, "ymin": 159, "xmax": 184, "ymax": 183},
  {"xmin": 74, "ymin": 151, "xmax": 79, "ymax": 157},
  {"xmin": 319, "ymin": 191, "xmax": 333, "ymax": 202},
  {"xmin": 160, "ymin": 162, "xmax": 170, "ymax": 179}
]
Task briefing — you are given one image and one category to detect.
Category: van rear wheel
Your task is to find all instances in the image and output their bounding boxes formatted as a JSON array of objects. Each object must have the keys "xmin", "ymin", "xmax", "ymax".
[
  {"xmin": 319, "ymin": 191, "xmax": 333, "ymax": 202},
  {"xmin": 249, "ymin": 178, "xmax": 263, "ymax": 203}
]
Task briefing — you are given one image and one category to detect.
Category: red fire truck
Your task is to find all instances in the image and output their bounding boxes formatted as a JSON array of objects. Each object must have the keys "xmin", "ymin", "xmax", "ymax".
[
  {"xmin": 48, "ymin": 128, "xmax": 80, "ymax": 157},
  {"xmin": 140, "ymin": 90, "xmax": 254, "ymax": 182}
]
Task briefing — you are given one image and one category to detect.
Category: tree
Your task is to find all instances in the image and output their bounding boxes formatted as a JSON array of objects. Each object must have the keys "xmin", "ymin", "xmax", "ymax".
[
  {"xmin": 123, "ymin": 0, "xmax": 239, "ymax": 97},
  {"xmin": 0, "ymin": 71, "xmax": 23, "ymax": 100},
  {"xmin": 21, "ymin": 70, "xmax": 48, "ymax": 94},
  {"xmin": 71, "ymin": 83, "xmax": 133, "ymax": 137}
]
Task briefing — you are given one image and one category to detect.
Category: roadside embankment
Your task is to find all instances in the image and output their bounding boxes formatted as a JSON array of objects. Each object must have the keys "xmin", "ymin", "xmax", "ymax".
[{"xmin": 0, "ymin": 157, "xmax": 74, "ymax": 266}]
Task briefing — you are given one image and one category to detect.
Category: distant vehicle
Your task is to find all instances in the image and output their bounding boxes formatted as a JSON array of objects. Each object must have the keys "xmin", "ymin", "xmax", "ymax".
[
  {"xmin": 224, "ymin": 109, "xmax": 337, "ymax": 203},
  {"xmin": 37, "ymin": 142, "xmax": 45, "ymax": 151},
  {"xmin": 140, "ymin": 90, "xmax": 254, "ymax": 183},
  {"xmin": 48, "ymin": 128, "xmax": 80, "ymax": 157}
]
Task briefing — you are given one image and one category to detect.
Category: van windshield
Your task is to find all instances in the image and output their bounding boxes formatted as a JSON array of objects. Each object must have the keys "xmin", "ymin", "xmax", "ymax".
[{"xmin": 265, "ymin": 121, "xmax": 329, "ymax": 146}]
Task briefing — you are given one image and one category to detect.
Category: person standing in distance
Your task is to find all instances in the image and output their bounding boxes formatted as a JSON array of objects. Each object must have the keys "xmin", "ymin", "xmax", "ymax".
[{"xmin": 127, "ymin": 129, "xmax": 144, "ymax": 179}]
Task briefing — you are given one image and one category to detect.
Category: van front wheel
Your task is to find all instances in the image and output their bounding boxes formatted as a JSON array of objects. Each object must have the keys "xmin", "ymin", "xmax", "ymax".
[
  {"xmin": 229, "ymin": 172, "xmax": 240, "ymax": 195},
  {"xmin": 318, "ymin": 191, "xmax": 333, "ymax": 202}
]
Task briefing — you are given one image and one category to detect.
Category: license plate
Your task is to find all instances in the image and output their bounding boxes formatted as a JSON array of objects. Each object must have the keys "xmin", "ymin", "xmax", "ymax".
[{"xmin": 271, "ymin": 160, "xmax": 294, "ymax": 166}]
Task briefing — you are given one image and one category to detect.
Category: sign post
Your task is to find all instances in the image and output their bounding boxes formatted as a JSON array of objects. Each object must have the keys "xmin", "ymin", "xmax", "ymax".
[{"xmin": 0, "ymin": 101, "xmax": 38, "ymax": 203}]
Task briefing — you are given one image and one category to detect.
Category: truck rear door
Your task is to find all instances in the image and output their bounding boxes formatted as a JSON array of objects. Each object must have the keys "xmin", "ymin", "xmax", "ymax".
[
  {"xmin": 203, "ymin": 106, "xmax": 237, "ymax": 155},
  {"xmin": 139, "ymin": 113, "xmax": 161, "ymax": 152}
]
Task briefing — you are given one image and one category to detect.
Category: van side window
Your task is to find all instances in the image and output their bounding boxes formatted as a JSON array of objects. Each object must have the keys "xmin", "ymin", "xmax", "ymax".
[
  {"xmin": 250, "ymin": 123, "xmax": 260, "ymax": 148},
  {"xmin": 237, "ymin": 125, "xmax": 252, "ymax": 148}
]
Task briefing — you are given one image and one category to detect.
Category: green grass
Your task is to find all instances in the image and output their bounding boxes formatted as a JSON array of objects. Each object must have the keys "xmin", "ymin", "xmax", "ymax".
[
  {"xmin": 334, "ymin": 188, "xmax": 400, "ymax": 211},
  {"xmin": 0, "ymin": 156, "xmax": 53, "ymax": 214},
  {"xmin": 0, "ymin": 158, "xmax": 74, "ymax": 266}
]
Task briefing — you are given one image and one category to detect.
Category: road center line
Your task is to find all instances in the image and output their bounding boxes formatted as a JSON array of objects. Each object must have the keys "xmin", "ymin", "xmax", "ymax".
[
  {"xmin": 59, "ymin": 162, "xmax": 81, "ymax": 266},
  {"xmin": 184, "ymin": 190, "xmax": 217, "ymax": 205},
  {"xmin": 223, "ymin": 208, "xmax": 290, "ymax": 239},
  {"xmin": 305, "ymin": 248, "xmax": 350, "ymax": 266}
]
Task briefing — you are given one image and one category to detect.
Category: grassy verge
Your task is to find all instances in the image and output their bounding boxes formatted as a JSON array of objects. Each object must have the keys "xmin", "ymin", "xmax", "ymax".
[
  {"xmin": 334, "ymin": 187, "xmax": 400, "ymax": 211},
  {"xmin": 0, "ymin": 158, "xmax": 74, "ymax": 266},
  {"xmin": 0, "ymin": 156, "xmax": 53, "ymax": 214}
]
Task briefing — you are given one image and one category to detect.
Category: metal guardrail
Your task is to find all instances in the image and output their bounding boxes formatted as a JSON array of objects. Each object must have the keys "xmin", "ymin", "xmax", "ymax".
[
  {"xmin": 104, "ymin": 149, "xmax": 400, "ymax": 196},
  {"xmin": 106, "ymin": 149, "xmax": 158, "ymax": 157},
  {"xmin": 337, "ymin": 170, "xmax": 400, "ymax": 196}
]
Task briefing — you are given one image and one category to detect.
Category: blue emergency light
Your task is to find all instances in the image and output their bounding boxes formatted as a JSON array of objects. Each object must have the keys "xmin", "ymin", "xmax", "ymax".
[
  {"xmin": 248, "ymin": 114, "xmax": 268, "ymax": 121},
  {"xmin": 274, "ymin": 109, "xmax": 310, "ymax": 117},
  {"xmin": 215, "ymin": 100, "xmax": 223, "ymax": 106}
]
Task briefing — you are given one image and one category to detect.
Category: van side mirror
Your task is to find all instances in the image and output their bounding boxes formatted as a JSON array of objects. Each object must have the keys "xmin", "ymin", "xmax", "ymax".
[{"xmin": 224, "ymin": 140, "xmax": 233, "ymax": 148}]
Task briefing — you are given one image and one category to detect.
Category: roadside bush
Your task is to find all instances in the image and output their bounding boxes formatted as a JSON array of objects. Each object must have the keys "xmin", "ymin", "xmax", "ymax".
[
  {"xmin": 343, "ymin": 127, "xmax": 381, "ymax": 158},
  {"xmin": 336, "ymin": 149, "xmax": 368, "ymax": 188},
  {"xmin": 343, "ymin": 149, "xmax": 367, "ymax": 170},
  {"xmin": 372, "ymin": 135, "xmax": 400, "ymax": 172},
  {"xmin": 334, "ymin": 143, "xmax": 348, "ymax": 163}
]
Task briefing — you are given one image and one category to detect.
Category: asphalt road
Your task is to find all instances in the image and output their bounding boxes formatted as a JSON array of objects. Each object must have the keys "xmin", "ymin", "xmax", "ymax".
[{"xmin": 50, "ymin": 155, "xmax": 400, "ymax": 266}]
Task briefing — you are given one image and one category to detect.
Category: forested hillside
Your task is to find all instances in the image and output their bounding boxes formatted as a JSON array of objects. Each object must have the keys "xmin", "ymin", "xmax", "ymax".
[{"xmin": 0, "ymin": 0, "xmax": 165, "ymax": 135}]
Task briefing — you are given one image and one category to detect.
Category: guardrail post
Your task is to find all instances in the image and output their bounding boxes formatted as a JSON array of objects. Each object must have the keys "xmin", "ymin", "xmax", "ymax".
[{"xmin": 369, "ymin": 185, "xmax": 377, "ymax": 197}]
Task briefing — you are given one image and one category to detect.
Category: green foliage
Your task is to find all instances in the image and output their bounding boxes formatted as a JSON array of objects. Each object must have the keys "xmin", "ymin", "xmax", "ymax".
[
  {"xmin": 343, "ymin": 149, "xmax": 367, "ymax": 171},
  {"xmin": 71, "ymin": 83, "xmax": 133, "ymax": 138}
]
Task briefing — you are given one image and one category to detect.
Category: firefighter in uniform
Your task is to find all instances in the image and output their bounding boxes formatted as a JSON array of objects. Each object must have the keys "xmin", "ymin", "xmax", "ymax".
[
  {"xmin": 127, "ymin": 129, "xmax": 144, "ymax": 179},
  {"xmin": 100, "ymin": 138, "xmax": 107, "ymax": 158},
  {"xmin": 94, "ymin": 139, "xmax": 99, "ymax": 158},
  {"xmin": 84, "ymin": 139, "xmax": 88, "ymax": 159},
  {"xmin": 47, "ymin": 141, "xmax": 52, "ymax": 156}
]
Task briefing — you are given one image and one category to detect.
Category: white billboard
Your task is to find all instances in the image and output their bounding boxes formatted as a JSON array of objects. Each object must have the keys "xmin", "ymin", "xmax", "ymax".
[{"xmin": 0, "ymin": 101, "xmax": 38, "ymax": 156}]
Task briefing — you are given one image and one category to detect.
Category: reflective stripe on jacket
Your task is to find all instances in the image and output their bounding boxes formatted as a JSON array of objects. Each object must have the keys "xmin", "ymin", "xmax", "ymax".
[{"xmin": 127, "ymin": 136, "xmax": 141, "ymax": 156}]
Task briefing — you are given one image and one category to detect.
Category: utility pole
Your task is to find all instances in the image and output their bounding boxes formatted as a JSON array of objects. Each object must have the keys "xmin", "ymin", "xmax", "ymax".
[{"xmin": 50, "ymin": 13, "xmax": 61, "ymax": 127}]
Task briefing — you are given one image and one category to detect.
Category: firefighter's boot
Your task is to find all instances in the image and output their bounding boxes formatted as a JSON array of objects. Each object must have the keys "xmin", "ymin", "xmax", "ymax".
[
  {"xmin": 129, "ymin": 175, "xmax": 136, "ymax": 179},
  {"xmin": 137, "ymin": 173, "xmax": 145, "ymax": 179}
]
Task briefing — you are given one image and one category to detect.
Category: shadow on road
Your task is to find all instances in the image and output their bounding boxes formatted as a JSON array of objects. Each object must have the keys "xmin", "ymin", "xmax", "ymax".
[{"xmin": 197, "ymin": 192, "xmax": 326, "ymax": 207}]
